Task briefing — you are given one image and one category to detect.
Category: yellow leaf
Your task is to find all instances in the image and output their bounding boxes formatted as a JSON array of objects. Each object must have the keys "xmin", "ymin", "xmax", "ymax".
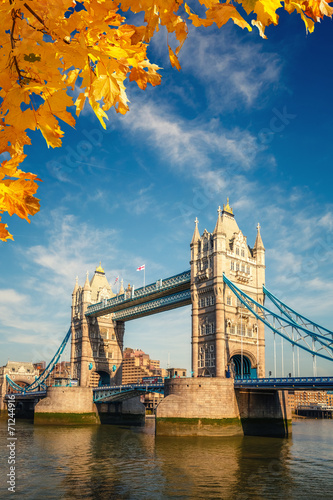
[
  {"xmin": 168, "ymin": 45, "xmax": 181, "ymax": 71},
  {"xmin": 0, "ymin": 221, "xmax": 14, "ymax": 242},
  {"xmin": 92, "ymin": 74, "xmax": 120, "ymax": 110},
  {"xmin": 88, "ymin": 96, "xmax": 109, "ymax": 129},
  {"xmin": 75, "ymin": 93, "xmax": 87, "ymax": 117},
  {"xmin": 206, "ymin": 4, "xmax": 253, "ymax": 30}
]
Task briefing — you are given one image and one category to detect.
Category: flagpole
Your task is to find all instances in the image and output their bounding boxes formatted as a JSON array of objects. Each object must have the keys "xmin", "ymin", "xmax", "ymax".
[{"xmin": 144, "ymin": 267, "xmax": 145, "ymax": 289}]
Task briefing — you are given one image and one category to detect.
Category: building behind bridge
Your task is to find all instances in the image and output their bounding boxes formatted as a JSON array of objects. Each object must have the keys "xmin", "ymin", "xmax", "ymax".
[
  {"xmin": 288, "ymin": 390, "xmax": 333, "ymax": 413},
  {"xmin": 0, "ymin": 361, "xmax": 40, "ymax": 412},
  {"xmin": 122, "ymin": 348, "xmax": 168, "ymax": 384}
]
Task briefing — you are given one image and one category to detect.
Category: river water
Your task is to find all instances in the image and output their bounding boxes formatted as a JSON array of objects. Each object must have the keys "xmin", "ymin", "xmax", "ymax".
[{"xmin": 0, "ymin": 418, "xmax": 332, "ymax": 499}]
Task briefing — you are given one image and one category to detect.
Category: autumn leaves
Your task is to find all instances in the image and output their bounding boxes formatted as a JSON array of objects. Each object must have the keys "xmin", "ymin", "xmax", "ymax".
[{"xmin": 0, "ymin": 0, "xmax": 332, "ymax": 240}]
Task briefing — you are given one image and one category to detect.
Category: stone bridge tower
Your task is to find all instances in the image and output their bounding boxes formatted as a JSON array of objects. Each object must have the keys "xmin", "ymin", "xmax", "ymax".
[
  {"xmin": 190, "ymin": 200, "xmax": 265, "ymax": 379},
  {"xmin": 70, "ymin": 264, "xmax": 124, "ymax": 387}
]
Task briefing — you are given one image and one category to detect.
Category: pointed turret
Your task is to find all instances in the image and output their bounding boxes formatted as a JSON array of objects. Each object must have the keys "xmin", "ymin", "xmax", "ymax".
[
  {"xmin": 191, "ymin": 217, "xmax": 200, "ymax": 245},
  {"xmin": 83, "ymin": 271, "xmax": 91, "ymax": 291},
  {"xmin": 254, "ymin": 223, "xmax": 265, "ymax": 250},
  {"xmin": 119, "ymin": 279, "xmax": 124, "ymax": 295},
  {"xmin": 253, "ymin": 223, "xmax": 265, "ymax": 272},
  {"xmin": 82, "ymin": 271, "xmax": 92, "ymax": 308},
  {"xmin": 71, "ymin": 276, "xmax": 79, "ymax": 312},
  {"xmin": 73, "ymin": 276, "xmax": 79, "ymax": 294},
  {"xmin": 214, "ymin": 206, "xmax": 223, "ymax": 234}
]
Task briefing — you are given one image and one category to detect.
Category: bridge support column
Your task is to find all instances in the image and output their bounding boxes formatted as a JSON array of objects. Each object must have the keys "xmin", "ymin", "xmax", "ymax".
[
  {"xmin": 97, "ymin": 397, "xmax": 145, "ymax": 425},
  {"xmin": 34, "ymin": 387, "xmax": 100, "ymax": 425},
  {"xmin": 235, "ymin": 389, "xmax": 292, "ymax": 438},
  {"xmin": 156, "ymin": 378, "xmax": 242, "ymax": 436},
  {"xmin": 156, "ymin": 379, "xmax": 292, "ymax": 438}
]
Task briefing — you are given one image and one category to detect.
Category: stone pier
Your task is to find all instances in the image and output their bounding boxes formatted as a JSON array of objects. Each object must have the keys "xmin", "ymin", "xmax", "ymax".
[
  {"xmin": 34, "ymin": 387, "xmax": 100, "ymax": 425},
  {"xmin": 156, "ymin": 378, "xmax": 291, "ymax": 437}
]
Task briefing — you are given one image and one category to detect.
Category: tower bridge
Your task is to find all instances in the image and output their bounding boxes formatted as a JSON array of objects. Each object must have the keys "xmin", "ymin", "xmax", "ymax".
[
  {"xmin": 69, "ymin": 198, "xmax": 267, "ymax": 388},
  {"xmin": 3, "ymin": 199, "xmax": 333, "ymax": 437}
]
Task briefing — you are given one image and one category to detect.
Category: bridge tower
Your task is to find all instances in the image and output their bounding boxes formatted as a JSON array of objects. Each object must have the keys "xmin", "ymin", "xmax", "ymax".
[
  {"xmin": 190, "ymin": 200, "xmax": 265, "ymax": 378},
  {"xmin": 70, "ymin": 264, "xmax": 124, "ymax": 387}
]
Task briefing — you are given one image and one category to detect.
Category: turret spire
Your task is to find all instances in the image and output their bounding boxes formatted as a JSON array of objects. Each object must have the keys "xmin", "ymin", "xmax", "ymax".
[
  {"xmin": 83, "ymin": 271, "xmax": 91, "ymax": 291},
  {"xmin": 214, "ymin": 205, "xmax": 223, "ymax": 233},
  {"xmin": 191, "ymin": 217, "xmax": 200, "ymax": 245},
  {"xmin": 254, "ymin": 223, "xmax": 265, "ymax": 250},
  {"xmin": 73, "ymin": 276, "xmax": 79, "ymax": 294}
]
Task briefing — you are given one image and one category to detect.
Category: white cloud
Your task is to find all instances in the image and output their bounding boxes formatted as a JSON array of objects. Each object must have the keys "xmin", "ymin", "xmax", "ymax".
[
  {"xmin": 121, "ymin": 100, "xmax": 264, "ymax": 189},
  {"xmin": 0, "ymin": 289, "xmax": 26, "ymax": 305},
  {"xmin": 175, "ymin": 27, "xmax": 282, "ymax": 111},
  {"xmin": 23, "ymin": 209, "xmax": 119, "ymax": 293}
]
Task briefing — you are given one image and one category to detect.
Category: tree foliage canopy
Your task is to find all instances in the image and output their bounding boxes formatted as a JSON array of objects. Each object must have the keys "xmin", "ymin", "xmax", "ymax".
[{"xmin": 0, "ymin": 0, "xmax": 332, "ymax": 241}]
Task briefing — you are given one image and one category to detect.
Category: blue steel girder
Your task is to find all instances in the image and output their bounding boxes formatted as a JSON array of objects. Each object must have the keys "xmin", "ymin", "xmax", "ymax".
[
  {"xmin": 86, "ymin": 270, "xmax": 191, "ymax": 318},
  {"xmin": 5, "ymin": 390, "xmax": 47, "ymax": 400},
  {"xmin": 93, "ymin": 383, "xmax": 164, "ymax": 403},
  {"xmin": 223, "ymin": 274, "xmax": 333, "ymax": 362},
  {"xmin": 263, "ymin": 286, "xmax": 333, "ymax": 343},
  {"xmin": 234, "ymin": 376, "xmax": 333, "ymax": 390},
  {"xmin": 6, "ymin": 328, "xmax": 71, "ymax": 393}
]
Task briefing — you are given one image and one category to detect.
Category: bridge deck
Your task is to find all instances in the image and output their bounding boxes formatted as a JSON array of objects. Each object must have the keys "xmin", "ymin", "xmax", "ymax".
[
  {"xmin": 6, "ymin": 377, "xmax": 333, "ymax": 404},
  {"xmin": 234, "ymin": 376, "xmax": 333, "ymax": 390}
]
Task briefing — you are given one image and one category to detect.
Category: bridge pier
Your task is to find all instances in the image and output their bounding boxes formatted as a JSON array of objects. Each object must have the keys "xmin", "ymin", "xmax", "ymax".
[
  {"xmin": 34, "ymin": 387, "xmax": 100, "ymax": 425},
  {"xmin": 235, "ymin": 388, "xmax": 292, "ymax": 437},
  {"xmin": 97, "ymin": 397, "xmax": 146, "ymax": 425},
  {"xmin": 156, "ymin": 378, "xmax": 291, "ymax": 438}
]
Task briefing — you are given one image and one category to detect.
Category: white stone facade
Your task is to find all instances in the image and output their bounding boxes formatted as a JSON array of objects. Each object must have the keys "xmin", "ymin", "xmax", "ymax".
[
  {"xmin": 71, "ymin": 265, "xmax": 124, "ymax": 387},
  {"xmin": 190, "ymin": 201, "xmax": 265, "ymax": 378}
]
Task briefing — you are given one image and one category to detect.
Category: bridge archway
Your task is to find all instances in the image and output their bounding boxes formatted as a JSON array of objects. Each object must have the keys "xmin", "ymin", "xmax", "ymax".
[
  {"xmin": 230, "ymin": 354, "xmax": 257, "ymax": 380},
  {"xmin": 89, "ymin": 370, "xmax": 110, "ymax": 388}
]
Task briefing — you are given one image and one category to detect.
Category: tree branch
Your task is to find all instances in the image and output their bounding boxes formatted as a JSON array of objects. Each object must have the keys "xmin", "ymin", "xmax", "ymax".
[
  {"xmin": 10, "ymin": 8, "xmax": 23, "ymax": 84},
  {"xmin": 22, "ymin": 2, "xmax": 71, "ymax": 44}
]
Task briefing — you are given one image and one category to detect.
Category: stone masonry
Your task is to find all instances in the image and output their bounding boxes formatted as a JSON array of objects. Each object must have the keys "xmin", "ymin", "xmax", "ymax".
[{"xmin": 190, "ymin": 200, "xmax": 266, "ymax": 378}]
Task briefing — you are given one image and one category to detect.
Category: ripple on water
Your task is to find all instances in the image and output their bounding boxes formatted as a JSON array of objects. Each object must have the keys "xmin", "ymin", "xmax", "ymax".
[{"xmin": 0, "ymin": 419, "xmax": 332, "ymax": 499}]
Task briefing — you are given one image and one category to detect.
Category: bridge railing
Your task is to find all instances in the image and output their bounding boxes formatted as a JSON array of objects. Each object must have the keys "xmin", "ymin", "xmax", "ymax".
[{"xmin": 86, "ymin": 269, "xmax": 191, "ymax": 315}]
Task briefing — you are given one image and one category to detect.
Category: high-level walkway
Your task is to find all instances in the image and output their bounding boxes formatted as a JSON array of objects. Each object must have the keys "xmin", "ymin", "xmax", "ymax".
[{"xmin": 85, "ymin": 270, "xmax": 191, "ymax": 321}]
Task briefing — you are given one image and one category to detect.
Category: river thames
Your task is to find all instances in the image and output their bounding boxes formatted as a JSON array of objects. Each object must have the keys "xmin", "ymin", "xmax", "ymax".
[{"xmin": 0, "ymin": 418, "xmax": 332, "ymax": 499}]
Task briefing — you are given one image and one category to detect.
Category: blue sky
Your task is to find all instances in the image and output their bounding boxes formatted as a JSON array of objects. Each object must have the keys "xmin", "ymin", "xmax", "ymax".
[{"xmin": 1, "ymin": 11, "xmax": 333, "ymax": 377}]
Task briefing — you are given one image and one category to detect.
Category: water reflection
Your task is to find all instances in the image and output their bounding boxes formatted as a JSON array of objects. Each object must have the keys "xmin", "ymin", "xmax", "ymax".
[{"xmin": 0, "ymin": 419, "xmax": 332, "ymax": 499}]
